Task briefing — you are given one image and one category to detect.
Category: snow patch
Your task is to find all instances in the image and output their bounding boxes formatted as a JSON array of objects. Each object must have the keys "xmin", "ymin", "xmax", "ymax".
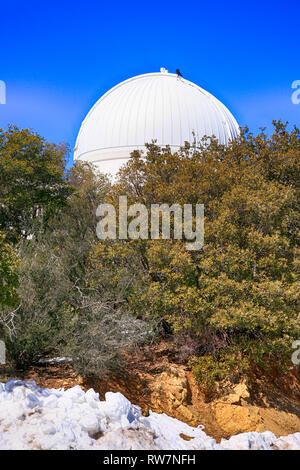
[{"xmin": 0, "ymin": 380, "xmax": 299, "ymax": 450}]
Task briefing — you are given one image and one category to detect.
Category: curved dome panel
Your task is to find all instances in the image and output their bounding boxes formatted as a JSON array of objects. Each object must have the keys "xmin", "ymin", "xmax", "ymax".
[{"xmin": 74, "ymin": 70, "xmax": 239, "ymax": 175}]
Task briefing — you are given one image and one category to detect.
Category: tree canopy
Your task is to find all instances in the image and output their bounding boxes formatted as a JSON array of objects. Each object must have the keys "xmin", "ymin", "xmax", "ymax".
[
  {"xmin": 0, "ymin": 125, "xmax": 72, "ymax": 242},
  {"xmin": 1, "ymin": 122, "xmax": 299, "ymax": 388},
  {"xmin": 88, "ymin": 121, "xmax": 300, "ymax": 387}
]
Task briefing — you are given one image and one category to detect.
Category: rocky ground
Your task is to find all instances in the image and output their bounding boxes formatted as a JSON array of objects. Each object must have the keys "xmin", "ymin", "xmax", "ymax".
[{"xmin": 1, "ymin": 340, "xmax": 300, "ymax": 445}]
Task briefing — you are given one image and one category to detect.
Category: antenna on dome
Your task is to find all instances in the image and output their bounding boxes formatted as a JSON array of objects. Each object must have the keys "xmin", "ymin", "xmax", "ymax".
[{"xmin": 176, "ymin": 69, "xmax": 183, "ymax": 78}]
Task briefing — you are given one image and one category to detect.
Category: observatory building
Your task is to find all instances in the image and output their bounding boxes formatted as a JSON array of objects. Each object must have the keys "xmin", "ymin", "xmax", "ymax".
[{"xmin": 74, "ymin": 68, "xmax": 239, "ymax": 176}]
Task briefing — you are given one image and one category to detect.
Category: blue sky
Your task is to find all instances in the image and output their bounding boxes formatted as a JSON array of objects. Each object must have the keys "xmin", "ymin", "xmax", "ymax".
[{"xmin": 0, "ymin": 0, "xmax": 299, "ymax": 166}]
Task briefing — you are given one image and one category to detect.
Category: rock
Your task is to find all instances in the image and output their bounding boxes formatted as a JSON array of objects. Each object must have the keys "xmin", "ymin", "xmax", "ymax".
[
  {"xmin": 215, "ymin": 403, "xmax": 262, "ymax": 435},
  {"xmin": 222, "ymin": 382, "xmax": 250, "ymax": 405}
]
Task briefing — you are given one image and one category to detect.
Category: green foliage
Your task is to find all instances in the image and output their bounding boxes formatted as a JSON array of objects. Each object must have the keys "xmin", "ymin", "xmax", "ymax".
[
  {"xmin": 0, "ymin": 125, "xmax": 72, "ymax": 242},
  {"xmin": 0, "ymin": 231, "xmax": 19, "ymax": 309},
  {"xmin": 191, "ymin": 348, "xmax": 250, "ymax": 392},
  {"xmin": 91, "ymin": 121, "xmax": 300, "ymax": 384},
  {"xmin": 3, "ymin": 237, "xmax": 71, "ymax": 368},
  {"xmin": 4, "ymin": 322, "xmax": 54, "ymax": 369},
  {"xmin": 2, "ymin": 121, "xmax": 299, "ymax": 384},
  {"xmin": 66, "ymin": 303, "xmax": 154, "ymax": 378},
  {"xmin": 2, "ymin": 162, "xmax": 111, "ymax": 369},
  {"xmin": 1, "ymin": 158, "xmax": 153, "ymax": 373}
]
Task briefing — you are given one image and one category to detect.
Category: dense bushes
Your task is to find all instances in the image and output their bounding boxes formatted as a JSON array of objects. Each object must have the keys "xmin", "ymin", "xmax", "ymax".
[
  {"xmin": 0, "ymin": 122, "xmax": 299, "ymax": 387},
  {"xmin": 0, "ymin": 129, "xmax": 155, "ymax": 372},
  {"xmin": 90, "ymin": 121, "xmax": 300, "ymax": 385}
]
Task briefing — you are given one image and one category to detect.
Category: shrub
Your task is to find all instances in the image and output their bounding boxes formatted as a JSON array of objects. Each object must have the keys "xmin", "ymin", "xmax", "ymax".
[
  {"xmin": 0, "ymin": 231, "xmax": 19, "ymax": 310},
  {"xmin": 64, "ymin": 302, "xmax": 154, "ymax": 378},
  {"xmin": 190, "ymin": 348, "xmax": 250, "ymax": 395},
  {"xmin": 95, "ymin": 122, "xmax": 300, "ymax": 382}
]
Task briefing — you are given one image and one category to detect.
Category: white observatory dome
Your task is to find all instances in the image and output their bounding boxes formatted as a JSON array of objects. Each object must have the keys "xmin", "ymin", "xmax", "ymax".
[{"xmin": 74, "ymin": 69, "xmax": 239, "ymax": 175}]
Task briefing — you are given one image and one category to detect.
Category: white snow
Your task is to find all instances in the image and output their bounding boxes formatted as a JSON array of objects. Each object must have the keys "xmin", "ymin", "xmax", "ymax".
[
  {"xmin": 0, "ymin": 380, "xmax": 299, "ymax": 450},
  {"xmin": 38, "ymin": 357, "xmax": 72, "ymax": 364}
]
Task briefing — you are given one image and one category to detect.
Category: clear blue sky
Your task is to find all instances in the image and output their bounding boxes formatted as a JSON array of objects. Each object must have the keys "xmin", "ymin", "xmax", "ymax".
[{"xmin": 1, "ymin": 0, "xmax": 300, "ymax": 166}]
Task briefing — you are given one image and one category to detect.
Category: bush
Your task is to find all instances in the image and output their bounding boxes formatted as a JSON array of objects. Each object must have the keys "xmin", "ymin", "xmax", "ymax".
[
  {"xmin": 64, "ymin": 302, "xmax": 154, "ymax": 378},
  {"xmin": 190, "ymin": 348, "xmax": 250, "ymax": 395},
  {"xmin": 2, "ymin": 122, "xmax": 300, "ymax": 383},
  {"xmin": 2, "ymin": 161, "xmax": 155, "ymax": 371},
  {"xmin": 0, "ymin": 231, "xmax": 19, "ymax": 309},
  {"xmin": 0, "ymin": 161, "xmax": 107, "ymax": 367},
  {"xmin": 2, "ymin": 238, "xmax": 70, "ymax": 368}
]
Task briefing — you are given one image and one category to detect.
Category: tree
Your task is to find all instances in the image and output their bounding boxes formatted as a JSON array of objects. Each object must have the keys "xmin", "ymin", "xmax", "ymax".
[{"xmin": 0, "ymin": 125, "xmax": 72, "ymax": 242}]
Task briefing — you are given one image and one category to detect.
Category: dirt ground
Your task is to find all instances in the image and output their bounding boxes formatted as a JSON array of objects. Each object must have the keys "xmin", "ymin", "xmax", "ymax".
[{"xmin": 1, "ymin": 340, "xmax": 300, "ymax": 442}]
